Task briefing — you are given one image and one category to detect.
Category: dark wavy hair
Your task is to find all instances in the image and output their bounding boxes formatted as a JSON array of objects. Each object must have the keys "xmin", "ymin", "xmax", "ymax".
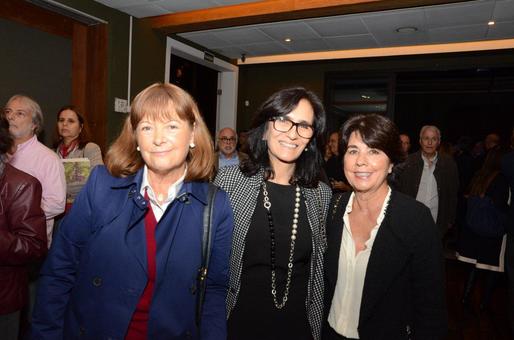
[
  {"xmin": 339, "ymin": 113, "xmax": 404, "ymax": 165},
  {"xmin": 240, "ymin": 87, "xmax": 326, "ymax": 188},
  {"xmin": 0, "ymin": 116, "xmax": 13, "ymax": 156}
]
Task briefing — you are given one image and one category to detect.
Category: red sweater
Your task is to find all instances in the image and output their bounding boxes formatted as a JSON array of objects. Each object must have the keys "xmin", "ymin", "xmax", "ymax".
[{"xmin": 126, "ymin": 195, "xmax": 157, "ymax": 340}]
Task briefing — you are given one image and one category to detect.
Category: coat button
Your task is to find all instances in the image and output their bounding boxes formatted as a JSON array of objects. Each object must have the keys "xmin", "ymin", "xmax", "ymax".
[
  {"xmin": 79, "ymin": 326, "xmax": 85, "ymax": 336},
  {"xmin": 185, "ymin": 331, "xmax": 192, "ymax": 339},
  {"xmin": 92, "ymin": 277, "xmax": 102, "ymax": 287}
]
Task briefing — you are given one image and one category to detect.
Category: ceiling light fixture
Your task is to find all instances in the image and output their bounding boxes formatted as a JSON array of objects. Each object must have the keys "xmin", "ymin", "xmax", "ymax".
[
  {"xmin": 395, "ymin": 26, "xmax": 418, "ymax": 33},
  {"xmin": 284, "ymin": 38, "xmax": 292, "ymax": 42},
  {"xmin": 488, "ymin": 21, "xmax": 495, "ymax": 26}
]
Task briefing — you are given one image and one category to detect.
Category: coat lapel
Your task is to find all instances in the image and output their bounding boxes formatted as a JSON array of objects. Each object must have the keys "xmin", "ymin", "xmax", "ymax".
[
  {"xmin": 123, "ymin": 169, "xmax": 151, "ymax": 274},
  {"xmin": 359, "ymin": 192, "xmax": 410, "ymax": 325}
]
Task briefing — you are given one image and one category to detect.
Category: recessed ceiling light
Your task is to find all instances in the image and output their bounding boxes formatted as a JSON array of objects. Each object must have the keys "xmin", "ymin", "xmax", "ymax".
[
  {"xmin": 395, "ymin": 26, "xmax": 418, "ymax": 33},
  {"xmin": 488, "ymin": 21, "xmax": 495, "ymax": 26},
  {"xmin": 284, "ymin": 38, "xmax": 292, "ymax": 42}
]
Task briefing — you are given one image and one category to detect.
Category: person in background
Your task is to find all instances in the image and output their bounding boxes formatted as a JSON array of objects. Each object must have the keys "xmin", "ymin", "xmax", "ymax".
[
  {"xmin": 4, "ymin": 94, "xmax": 66, "ymax": 330},
  {"xmin": 457, "ymin": 146, "xmax": 509, "ymax": 312},
  {"xmin": 4, "ymin": 94, "xmax": 66, "ymax": 247},
  {"xmin": 485, "ymin": 132, "xmax": 501, "ymax": 152},
  {"xmin": 397, "ymin": 125, "xmax": 459, "ymax": 238},
  {"xmin": 53, "ymin": 106, "xmax": 103, "ymax": 212},
  {"xmin": 388, "ymin": 133, "xmax": 411, "ymax": 190},
  {"xmin": 214, "ymin": 127, "xmax": 248, "ymax": 172},
  {"xmin": 324, "ymin": 131, "xmax": 350, "ymax": 192},
  {"xmin": 399, "ymin": 133, "xmax": 411, "ymax": 156},
  {"xmin": 54, "ymin": 105, "xmax": 103, "ymax": 166},
  {"xmin": 31, "ymin": 83, "xmax": 234, "ymax": 340},
  {"xmin": 238, "ymin": 129, "xmax": 249, "ymax": 154},
  {"xmin": 323, "ymin": 114, "xmax": 447, "ymax": 340},
  {"xmin": 214, "ymin": 87, "xmax": 332, "ymax": 340},
  {"xmin": 0, "ymin": 116, "xmax": 47, "ymax": 340}
]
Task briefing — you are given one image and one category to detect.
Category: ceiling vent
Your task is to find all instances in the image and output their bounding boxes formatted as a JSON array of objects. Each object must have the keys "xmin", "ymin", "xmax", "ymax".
[{"xmin": 25, "ymin": 0, "xmax": 108, "ymax": 26}]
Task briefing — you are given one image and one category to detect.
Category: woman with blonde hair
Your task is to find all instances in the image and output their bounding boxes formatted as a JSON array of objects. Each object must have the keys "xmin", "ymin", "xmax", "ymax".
[{"xmin": 32, "ymin": 83, "xmax": 234, "ymax": 340}]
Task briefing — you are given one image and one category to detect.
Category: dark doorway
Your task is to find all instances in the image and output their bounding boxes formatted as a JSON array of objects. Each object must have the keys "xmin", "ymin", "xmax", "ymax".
[
  {"xmin": 170, "ymin": 54, "xmax": 218, "ymax": 138},
  {"xmin": 395, "ymin": 68, "xmax": 514, "ymax": 148}
]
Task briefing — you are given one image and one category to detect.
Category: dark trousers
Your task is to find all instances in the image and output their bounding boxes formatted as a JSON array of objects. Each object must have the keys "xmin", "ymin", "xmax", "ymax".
[
  {"xmin": 506, "ymin": 232, "xmax": 514, "ymax": 337},
  {"xmin": 323, "ymin": 324, "xmax": 358, "ymax": 340}
]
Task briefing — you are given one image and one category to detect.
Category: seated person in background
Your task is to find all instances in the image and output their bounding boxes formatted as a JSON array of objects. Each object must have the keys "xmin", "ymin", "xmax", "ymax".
[
  {"xmin": 324, "ymin": 131, "xmax": 351, "ymax": 192},
  {"xmin": 0, "ymin": 116, "xmax": 47, "ymax": 340},
  {"xmin": 214, "ymin": 127, "xmax": 248, "ymax": 171},
  {"xmin": 53, "ymin": 106, "xmax": 103, "ymax": 212},
  {"xmin": 4, "ymin": 94, "xmax": 65, "ymax": 248}
]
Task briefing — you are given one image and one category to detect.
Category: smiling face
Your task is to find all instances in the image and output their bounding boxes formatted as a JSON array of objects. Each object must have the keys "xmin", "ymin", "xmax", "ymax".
[
  {"xmin": 344, "ymin": 131, "xmax": 392, "ymax": 195},
  {"xmin": 419, "ymin": 127, "xmax": 440, "ymax": 159},
  {"xmin": 135, "ymin": 112, "xmax": 194, "ymax": 182},
  {"xmin": 58, "ymin": 109, "xmax": 82, "ymax": 144},
  {"xmin": 264, "ymin": 98, "xmax": 314, "ymax": 168},
  {"xmin": 4, "ymin": 98, "xmax": 36, "ymax": 144}
]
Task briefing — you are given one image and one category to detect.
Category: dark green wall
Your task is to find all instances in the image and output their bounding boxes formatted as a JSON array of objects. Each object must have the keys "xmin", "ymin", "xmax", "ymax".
[
  {"xmin": 237, "ymin": 49, "xmax": 514, "ymax": 131},
  {"xmin": 0, "ymin": 18, "xmax": 72, "ymax": 147}
]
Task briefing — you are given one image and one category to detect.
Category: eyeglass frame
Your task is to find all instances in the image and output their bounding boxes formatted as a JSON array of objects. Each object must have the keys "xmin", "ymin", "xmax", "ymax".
[
  {"xmin": 3, "ymin": 108, "xmax": 29, "ymax": 120},
  {"xmin": 269, "ymin": 116, "xmax": 314, "ymax": 139},
  {"xmin": 218, "ymin": 136, "xmax": 237, "ymax": 143}
]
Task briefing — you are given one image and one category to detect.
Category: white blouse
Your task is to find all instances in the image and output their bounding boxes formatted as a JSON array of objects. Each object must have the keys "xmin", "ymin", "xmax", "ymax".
[
  {"xmin": 328, "ymin": 187, "xmax": 391, "ymax": 338},
  {"xmin": 140, "ymin": 165, "xmax": 186, "ymax": 222}
]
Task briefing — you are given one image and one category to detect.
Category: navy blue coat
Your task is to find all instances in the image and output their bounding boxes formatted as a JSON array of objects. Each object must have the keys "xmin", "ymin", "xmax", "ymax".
[{"xmin": 31, "ymin": 166, "xmax": 233, "ymax": 340}]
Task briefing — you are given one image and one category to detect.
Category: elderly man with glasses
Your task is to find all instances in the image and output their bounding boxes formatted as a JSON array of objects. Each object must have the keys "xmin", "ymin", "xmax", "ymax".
[{"xmin": 214, "ymin": 127, "xmax": 248, "ymax": 172}]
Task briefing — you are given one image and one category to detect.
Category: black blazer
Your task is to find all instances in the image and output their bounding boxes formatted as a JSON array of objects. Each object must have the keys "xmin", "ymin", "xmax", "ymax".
[
  {"xmin": 397, "ymin": 151, "xmax": 459, "ymax": 237},
  {"xmin": 323, "ymin": 190, "xmax": 447, "ymax": 340}
]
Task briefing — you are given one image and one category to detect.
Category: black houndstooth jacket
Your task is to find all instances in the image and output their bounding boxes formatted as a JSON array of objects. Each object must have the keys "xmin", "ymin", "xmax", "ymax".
[{"xmin": 214, "ymin": 165, "xmax": 332, "ymax": 340}]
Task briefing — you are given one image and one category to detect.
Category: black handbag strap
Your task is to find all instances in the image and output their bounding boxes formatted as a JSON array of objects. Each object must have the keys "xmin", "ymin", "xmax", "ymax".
[{"xmin": 196, "ymin": 183, "xmax": 219, "ymax": 327}]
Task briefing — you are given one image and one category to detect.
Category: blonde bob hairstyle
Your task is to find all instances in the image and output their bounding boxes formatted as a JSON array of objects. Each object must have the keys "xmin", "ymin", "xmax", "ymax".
[{"xmin": 105, "ymin": 83, "xmax": 214, "ymax": 180}]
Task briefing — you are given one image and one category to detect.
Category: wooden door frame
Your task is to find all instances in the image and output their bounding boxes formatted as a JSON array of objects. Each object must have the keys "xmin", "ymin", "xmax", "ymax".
[{"xmin": 1, "ymin": 0, "xmax": 108, "ymax": 152}]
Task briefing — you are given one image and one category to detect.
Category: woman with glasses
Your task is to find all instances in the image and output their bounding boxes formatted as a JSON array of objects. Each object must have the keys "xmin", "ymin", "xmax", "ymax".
[{"xmin": 214, "ymin": 87, "xmax": 332, "ymax": 340}]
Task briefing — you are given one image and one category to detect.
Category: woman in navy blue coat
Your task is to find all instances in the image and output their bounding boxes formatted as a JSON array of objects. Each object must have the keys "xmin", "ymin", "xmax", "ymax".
[{"xmin": 31, "ymin": 83, "xmax": 233, "ymax": 340}]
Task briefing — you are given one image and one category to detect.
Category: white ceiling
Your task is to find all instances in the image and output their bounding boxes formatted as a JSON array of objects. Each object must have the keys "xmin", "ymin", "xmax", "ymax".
[{"xmin": 95, "ymin": 0, "xmax": 514, "ymax": 59}]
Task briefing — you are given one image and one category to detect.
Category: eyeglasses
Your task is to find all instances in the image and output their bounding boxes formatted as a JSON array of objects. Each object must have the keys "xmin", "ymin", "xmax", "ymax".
[
  {"xmin": 270, "ymin": 116, "xmax": 314, "ymax": 139},
  {"xmin": 219, "ymin": 137, "xmax": 236, "ymax": 143},
  {"xmin": 4, "ymin": 108, "xmax": 28, "ymax": 120}
]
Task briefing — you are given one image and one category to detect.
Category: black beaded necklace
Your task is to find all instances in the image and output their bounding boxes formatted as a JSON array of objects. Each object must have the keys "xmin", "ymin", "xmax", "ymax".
[{"xmin": 261, "ymin": 181, "xmax": 301, "ymax": 309}]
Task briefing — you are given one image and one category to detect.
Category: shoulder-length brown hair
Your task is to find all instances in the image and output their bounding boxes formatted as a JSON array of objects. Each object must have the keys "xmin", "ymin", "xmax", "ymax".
[
  {"xmin": 53, "ymin": 105, "xmax": 92, "ymax": 149},
  {"xmin": 105, "ymin": 83, "xmax": 214, "ymax": 181}
]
